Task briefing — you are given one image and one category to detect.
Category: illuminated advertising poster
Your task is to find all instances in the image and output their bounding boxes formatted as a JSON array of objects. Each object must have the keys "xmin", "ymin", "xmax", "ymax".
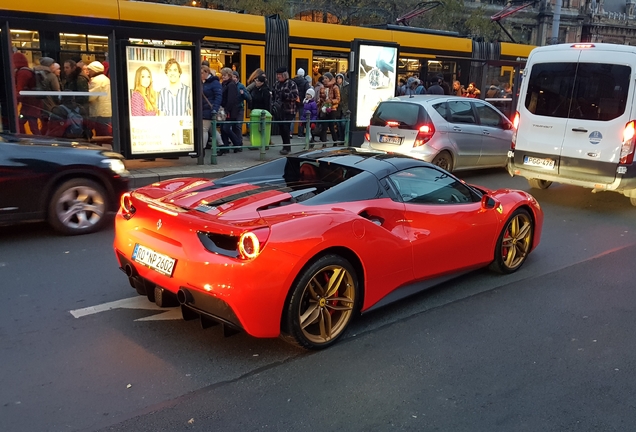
[
  {"xmin": 356, "ymin": 44, "xmax": 398, "ymax": 128},
  {"xmin": 126, "ymin": 46, "xmax": 194, "ymax": 154}
]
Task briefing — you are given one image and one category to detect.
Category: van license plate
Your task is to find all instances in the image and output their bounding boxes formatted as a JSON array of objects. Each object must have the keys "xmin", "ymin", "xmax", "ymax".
[
  {"xmin": 132, "ymin": 244, "xmax": 176, "ymax": 277},
  {"xmin": 524, "ymin": 156, "xmax": 555, "ymax": 169},
  {"xmin": 379, "ymin": 135, "xmax": 402, "ymax": 145}
]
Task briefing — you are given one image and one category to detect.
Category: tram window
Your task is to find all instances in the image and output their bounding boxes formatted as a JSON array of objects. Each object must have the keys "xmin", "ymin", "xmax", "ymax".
[
  {"xmin": 201, "ymin": 46, "xmax": 239, "ymax": 75},
  {"xmin": 245, "ymin": 55, "xmax": 261, "ymax": 81},
  {"xmin": 10, "ymin": 30, "xmax": 41, "ymax": 66}
]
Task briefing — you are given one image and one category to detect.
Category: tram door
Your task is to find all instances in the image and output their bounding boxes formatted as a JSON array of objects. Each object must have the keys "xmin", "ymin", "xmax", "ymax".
[
  {"xmin": 291, "ymin": 49, "xmax": 312, "ymax": 133},
  {"xmin": 241, "ymin": 45, "xmax": 265, "ymax": 133}
]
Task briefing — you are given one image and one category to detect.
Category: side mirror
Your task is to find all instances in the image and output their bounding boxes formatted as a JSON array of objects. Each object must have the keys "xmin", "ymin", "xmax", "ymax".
[{"xmin": 481, "ymin": 194, "xmax": 498, "ymax": 209}]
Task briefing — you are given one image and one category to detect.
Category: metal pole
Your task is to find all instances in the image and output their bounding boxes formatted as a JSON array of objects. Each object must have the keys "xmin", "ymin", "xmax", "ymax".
[
  {"xmin": 551, "ymin": 0, "xmax": 563, "ymax": 44},
  {"xmin": 344, "ymin": 111, "xmax": 350, "ymax": 147},
  {"xmin": 305, "ymin": 110, "xmax": 311, "ymax": 150},
  {"xmin": 210, "ymin": 112, "xmax": 217, "ymax": 165},
  {"xmin": 259, "ymin": 110, "xmax": 267, "ymax": 161}
]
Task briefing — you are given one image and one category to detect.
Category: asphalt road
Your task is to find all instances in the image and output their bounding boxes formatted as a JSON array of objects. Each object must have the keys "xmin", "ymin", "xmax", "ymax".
[{"xmin": 1, "ymin": 169, "xmax": 636, "ymax": 432}]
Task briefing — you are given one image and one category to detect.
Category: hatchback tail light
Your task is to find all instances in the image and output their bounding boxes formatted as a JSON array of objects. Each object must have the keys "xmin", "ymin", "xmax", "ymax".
[
  {"xmin": 621, "ymin": 120, "xmax": 636, "ymax": 164},
  {"xmin": 511, "ymin": 111, "xmax": 520, "ymax": 150},
  {"xmin": 364, "ymin": 125, "xmax": 370, "ymax": 142},
  {"xmin": 414, "ymin": 123, "xmax": 435, "ymax": 147}
]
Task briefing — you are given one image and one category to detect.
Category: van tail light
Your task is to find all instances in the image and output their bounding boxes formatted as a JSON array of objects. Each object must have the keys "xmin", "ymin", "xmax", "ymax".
[
  {"xmin": 621, "ymin": 120, "xmax": 636, "ymax": 164},
  {"xmin": 364, "ymin": 125, "xmax": 370, "ymax": 142},
  {"xmin": 511, "ymin": 111, "xmax": 520, "ymax": 150},
  {"xmin": 414, "ymin": 123, "xmax": 435, "ymax": 147},
  {"xmin": 120, "ymin": 192, "xmax": 136, "ymax": 220}
]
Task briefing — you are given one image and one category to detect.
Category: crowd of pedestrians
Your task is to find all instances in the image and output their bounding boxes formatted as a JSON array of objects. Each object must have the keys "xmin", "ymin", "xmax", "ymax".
[
  {"xmin": 13, "ymin": 51, "xmax": 111, "ymax": 139},
  {"xmin": 398, "ymin": 73, "xmax": 513, "ymax": 100},
  {"xmin": 203, "ymin": 63, "xmax": 351, "ymax": 156}
]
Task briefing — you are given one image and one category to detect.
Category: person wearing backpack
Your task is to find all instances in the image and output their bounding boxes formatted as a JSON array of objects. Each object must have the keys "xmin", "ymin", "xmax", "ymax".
[
  {"xmin": 13, "ymin": 52, "xmax": 41, "ymax": 135},
  {"xmin": 35, "ymin": 57, "xmax": 61, "ymax": 135},
  {"xmin": 292, "ymin": 68, "xmax": 309, "ymax": 137}
]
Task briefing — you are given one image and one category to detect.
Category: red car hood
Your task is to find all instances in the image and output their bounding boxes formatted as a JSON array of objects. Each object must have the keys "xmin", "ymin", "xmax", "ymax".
[{"xmin": 135, "ymin": 178, "xmax": 300, "ymax": 222}]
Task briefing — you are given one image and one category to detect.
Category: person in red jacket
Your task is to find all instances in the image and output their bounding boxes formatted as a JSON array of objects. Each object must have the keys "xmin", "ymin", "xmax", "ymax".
[{"xmin": 13, "ymin": 52, "xmax": 41, "ymax": 134}]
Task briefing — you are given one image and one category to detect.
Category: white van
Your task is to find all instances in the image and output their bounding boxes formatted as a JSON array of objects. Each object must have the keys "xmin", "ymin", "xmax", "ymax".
[{"xmin": 508, "ymin": 43, "xmax": 636, "ymax": 205}]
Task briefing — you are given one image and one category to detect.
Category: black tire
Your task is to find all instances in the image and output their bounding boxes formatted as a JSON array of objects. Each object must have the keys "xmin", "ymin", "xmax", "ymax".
[
  {"xmin": 527, "ymin": 178, "xmax": 552, "ymax": 190},
  {"xmin": 432, "ymin": 151, "xmax": 453, "ymax": 172},
  {"xmin": 489, "ymin": 208, "xmax": 534, "ymax": 274},
  {"xmin": 281, "ymin": 254, "xmax": 359, "ymax": 350},
  {"xmin": 47, "ymin": 178, "xmax": 107, "ymax": 235}
]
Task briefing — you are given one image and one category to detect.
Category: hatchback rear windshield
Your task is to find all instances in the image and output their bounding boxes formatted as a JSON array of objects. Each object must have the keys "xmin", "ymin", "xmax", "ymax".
[
  {"xmin": 371, "ymin": 102, "xmax": 426, "ymax": 128},
  {"xmin": 524, "ymin": 62, "xmax": 630, "ymax": 121}
]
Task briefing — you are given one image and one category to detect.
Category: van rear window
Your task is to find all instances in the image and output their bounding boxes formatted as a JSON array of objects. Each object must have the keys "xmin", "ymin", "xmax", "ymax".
[
  {"xmin": 525, "ymin": 62, "xmax": 630, "ymax": 121},
  {"xmin": 371, "ymin": 102, "xmax": 424, "ymax": 128}
]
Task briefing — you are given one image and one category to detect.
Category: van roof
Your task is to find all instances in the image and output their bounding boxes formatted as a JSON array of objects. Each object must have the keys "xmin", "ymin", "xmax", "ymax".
[{"xmin": 530, "ymin": 42, "xmax": 636, "ymax": 55}]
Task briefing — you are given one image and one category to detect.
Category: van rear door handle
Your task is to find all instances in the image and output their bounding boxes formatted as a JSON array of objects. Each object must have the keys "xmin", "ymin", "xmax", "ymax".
[{"xmin": 572, "ymin": 127, "xmax": 588, "ymax": 133}]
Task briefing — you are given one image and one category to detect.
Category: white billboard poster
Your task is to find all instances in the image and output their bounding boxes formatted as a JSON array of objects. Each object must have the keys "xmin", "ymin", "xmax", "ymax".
[
  {"xmin": 126, "ymin": 46, "xmax": 194, "ymax": 154},
  {"xmin": 356, "ymin": 45, "xmax": 398, "ymax": 128}
]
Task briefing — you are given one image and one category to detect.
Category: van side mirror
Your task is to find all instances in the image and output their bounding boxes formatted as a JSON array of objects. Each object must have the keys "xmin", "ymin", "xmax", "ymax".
[{"xmin": 481, "ymin": 194, "xmax": 498, "ymax": 209}]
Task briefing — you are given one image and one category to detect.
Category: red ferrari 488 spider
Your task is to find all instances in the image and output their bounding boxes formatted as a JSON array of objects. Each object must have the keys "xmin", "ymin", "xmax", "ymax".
[{"xmin": 114, "ymin": 148, "xmax": 543, "ymax": 349}]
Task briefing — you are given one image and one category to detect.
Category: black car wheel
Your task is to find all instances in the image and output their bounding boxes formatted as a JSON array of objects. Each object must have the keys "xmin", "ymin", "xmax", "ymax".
[
  {"xmin": 282, "ymin": 254, "xmax": 358, "ymax": 350},
  {"xmin": 432, "ymin": 151, "xmax": 453, "ymax": 172},
  {"xmin": 48, "ymin": 178, "xmax": 107, "ymax": 235},
  {"xmin": 527, "ymin": 178, "xmax": 552, "ymax": 190},
  {"xmin": 489, "ymin": 208, "xmax": 534, "ymax": 274}
]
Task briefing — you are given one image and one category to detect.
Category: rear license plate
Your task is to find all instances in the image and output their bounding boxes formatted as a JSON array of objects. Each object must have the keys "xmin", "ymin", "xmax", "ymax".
[
  {"xmin": 132, "ymin": 244, "xmax": 176, "ymax": 277},
  {"xmin": 524, "ymin": 155, "xmax": 555, "ymax": 169},
  {"xmin": 379, "ymin": 135, "xmax": 402, "ymax": 144}
]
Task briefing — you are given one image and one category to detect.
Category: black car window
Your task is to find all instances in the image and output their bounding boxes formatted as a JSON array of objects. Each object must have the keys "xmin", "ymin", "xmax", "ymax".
[
  {"xmin": 447, "ymin": 100, "xmax": 476, "ymax": 124},
  {"xmin": 474, "ymin": 103, "xmax": 504, "ymax": 128},
  {"xmin": 388, "ymin": 167, "xmax": 477, "ymax": 205},
  {"xmin": 432, "ymin": 102, "xmax": 448, "ymax": 120},
  {"xmin": 524, "ymin": 62, "xmax": 577, "ymax": 119},
  {"xmin": 370, "ymin": 101, "xmax": 424, "ymax": 128},
  {"xmin": 525, "ymin": 62, "xmax": 630, "ymax": 121},
  {"xmin": 569, "ymin": 63, "xmax": 630, "ymax": 121}
]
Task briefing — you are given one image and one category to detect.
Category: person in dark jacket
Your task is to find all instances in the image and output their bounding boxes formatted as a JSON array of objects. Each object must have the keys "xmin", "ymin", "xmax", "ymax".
[
  {"xmin": 220, "ymin": 67, "xmax": 242, "ymax": 154},
  {"xmin": 273, "ymin": 67, "xmax": 299, "ymax": 155},
  {"xmin": 249, "ymin": 74, "xmax": 271, "ymax": 111},
  {"xmin": 63, "ymin": 60, "xmax": 89, "ymax": 113},
  {"xmin": 13, "ymin": 52, "xmax": 41, "ymax": 134},
  {"xmin": 201, "ymin": 65, "xmax": 222, "ymax": 149}
]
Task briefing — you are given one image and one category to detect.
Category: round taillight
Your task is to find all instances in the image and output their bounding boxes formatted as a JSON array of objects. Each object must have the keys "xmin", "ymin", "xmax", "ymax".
[
  {"xmin": 238, "ymin": 232, "xmax": 260, "ymax": 259},
  {"xmin": 120, "ymin": 192, "xmax": 135, "ymax": 216}
]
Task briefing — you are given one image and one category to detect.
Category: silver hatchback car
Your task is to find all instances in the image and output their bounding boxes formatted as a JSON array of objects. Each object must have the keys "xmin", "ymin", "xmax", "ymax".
[{"xmin": 361, "ymin": 95, "xmax": 514, "ymax": 172}]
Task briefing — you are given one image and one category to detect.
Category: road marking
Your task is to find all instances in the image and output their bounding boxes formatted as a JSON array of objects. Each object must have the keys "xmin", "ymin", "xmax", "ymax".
[{"xmin": 70, "ymin": 296, "xmax": 181, "ymax": 321}]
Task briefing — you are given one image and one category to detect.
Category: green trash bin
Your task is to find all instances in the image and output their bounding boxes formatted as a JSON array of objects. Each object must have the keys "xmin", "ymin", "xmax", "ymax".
[{"xmin": 249, "ymin": 109, "xmax": 272, "ymax": 147}]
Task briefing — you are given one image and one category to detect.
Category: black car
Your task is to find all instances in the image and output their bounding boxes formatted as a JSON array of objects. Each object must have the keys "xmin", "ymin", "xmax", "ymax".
[{"xmin": 0, "ymin": 133, "xmax": 129, "ymax": 235}]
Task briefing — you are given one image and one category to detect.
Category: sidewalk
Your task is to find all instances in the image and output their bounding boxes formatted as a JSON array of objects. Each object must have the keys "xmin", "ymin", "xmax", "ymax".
[{"xmin": 124, "ymin": 135, "xmax": 337, "ymax": 188}]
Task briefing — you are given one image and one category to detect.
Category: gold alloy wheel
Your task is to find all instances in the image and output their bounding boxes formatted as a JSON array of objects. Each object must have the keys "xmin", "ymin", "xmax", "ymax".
[
  {"xmin": 501, "ymin": 212, "xmax": 533, "ymax": 270},
  {"xmin": 298, "ymin": 265, "xmax": 356, "ymax": 344}
]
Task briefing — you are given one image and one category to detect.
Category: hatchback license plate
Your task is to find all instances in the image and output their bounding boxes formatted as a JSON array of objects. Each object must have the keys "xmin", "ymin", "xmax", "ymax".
[
  {"xmin": 524, "ymin": 156, "xmax": 555, "ymax": 169},
  {"xmin": 132, "ymin": 244, "xmax": 176, "ymax": 277},
  {"xmin": 379, "ymin": 135, "xmax": 402, "ymax": 144}
]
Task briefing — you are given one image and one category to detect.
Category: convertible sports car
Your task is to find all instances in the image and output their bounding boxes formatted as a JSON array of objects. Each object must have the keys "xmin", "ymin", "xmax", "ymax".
[{"xmin": 114, "ymin": 148, "xmax": 543, "ymax": 350}]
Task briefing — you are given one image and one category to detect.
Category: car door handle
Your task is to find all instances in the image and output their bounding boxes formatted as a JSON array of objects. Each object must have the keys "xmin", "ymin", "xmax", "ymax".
[
  {"xmin": 572, "ymin": 127, "xmax": 588, "ymax": 133},
  {"xmin": 482, "ymin": 130, "xmax": 490, "ymax": 135},
  {"xmin": 453, "ymin": 127, "xmax": 462, "ymax": 131}
]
